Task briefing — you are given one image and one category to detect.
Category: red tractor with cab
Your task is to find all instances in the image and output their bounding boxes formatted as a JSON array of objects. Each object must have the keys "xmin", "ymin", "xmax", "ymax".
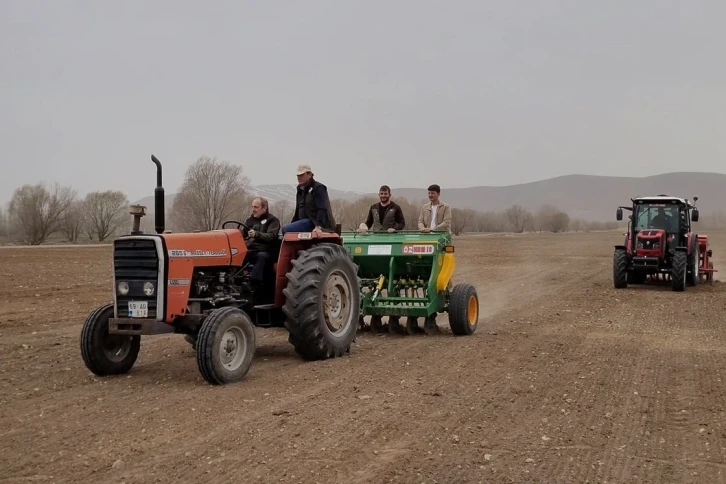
[{"xmin": 613, "ymin": 195, "xmax": 715, "ymax": 291}]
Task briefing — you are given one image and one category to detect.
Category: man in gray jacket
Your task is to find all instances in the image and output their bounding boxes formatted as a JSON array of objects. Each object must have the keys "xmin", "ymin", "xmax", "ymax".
[{"xmin": 359, "ymin": 185, "xmax": 406, "ymax": 233}]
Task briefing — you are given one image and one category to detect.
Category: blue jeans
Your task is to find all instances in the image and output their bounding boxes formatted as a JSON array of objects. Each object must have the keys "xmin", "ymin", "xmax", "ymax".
[{"xmin": 282, "ymin": 218, "xmax": 315, "ymax": 234}]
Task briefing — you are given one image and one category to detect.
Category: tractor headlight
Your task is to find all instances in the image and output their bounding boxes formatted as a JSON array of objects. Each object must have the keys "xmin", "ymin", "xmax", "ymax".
[
  {"xmin": 117, "ymin": 282, "xmax": 129, "ymax": 295},
  {"xmin": 143, "ymin": 282, "xmax": 155, "ymax": 296},
  {"xmin": 652, "ymin": 243, "xmax": 659, "ymax": 249}
]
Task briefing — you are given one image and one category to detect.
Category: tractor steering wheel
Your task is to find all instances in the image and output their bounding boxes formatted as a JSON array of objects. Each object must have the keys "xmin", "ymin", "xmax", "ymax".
[{"xmin": 221, "ymin": 220, "xmax": 252, "ymax": 232}]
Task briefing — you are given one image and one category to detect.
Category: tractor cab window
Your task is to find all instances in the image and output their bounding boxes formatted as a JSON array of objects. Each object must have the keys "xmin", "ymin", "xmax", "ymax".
[{"xmin": 634, "ymin": 204, "xmax": 679, "ymax": 232}]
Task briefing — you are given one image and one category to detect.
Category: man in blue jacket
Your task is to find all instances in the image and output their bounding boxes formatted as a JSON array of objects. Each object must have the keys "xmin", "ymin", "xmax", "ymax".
[{"xmin": 282, "ymin": 164, "xmax": 337, "ymax": 235}]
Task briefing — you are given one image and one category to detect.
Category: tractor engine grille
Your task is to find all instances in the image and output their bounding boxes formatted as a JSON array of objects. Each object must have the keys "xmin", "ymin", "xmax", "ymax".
[{"xmin": 114, "ymin": 238, "xmax": 160, "ymax": 318}]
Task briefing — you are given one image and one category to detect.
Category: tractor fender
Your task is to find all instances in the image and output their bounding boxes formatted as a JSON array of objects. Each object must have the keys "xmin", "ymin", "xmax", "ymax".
[
  {"xmin": 614, "ymin": 245, "xmax": 627, "ymax": 251},
  {"xmin": 675, "ymin": 246, "xmax": 688, "ymax": 253}
]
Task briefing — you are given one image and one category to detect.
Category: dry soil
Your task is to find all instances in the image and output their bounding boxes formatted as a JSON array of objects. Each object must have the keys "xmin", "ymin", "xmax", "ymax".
[{"xmin": 1, "ymin": 230, "xmax": 726, "ymax": 483}]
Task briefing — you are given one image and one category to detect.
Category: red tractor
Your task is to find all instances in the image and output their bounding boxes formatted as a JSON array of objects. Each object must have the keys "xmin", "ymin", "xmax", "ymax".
[
  {"xmin": 80, "ymin": 155, "xmax": 361, "ymax": 385},
  {"xmin": 613, "ymin": 195, "xmax": 715, "ymax": 291}
]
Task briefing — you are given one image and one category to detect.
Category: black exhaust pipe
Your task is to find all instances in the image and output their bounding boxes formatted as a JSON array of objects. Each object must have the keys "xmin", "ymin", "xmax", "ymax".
[{"xmin": 150, "ymin": 154, "xmax": 165, "ymax": 234}]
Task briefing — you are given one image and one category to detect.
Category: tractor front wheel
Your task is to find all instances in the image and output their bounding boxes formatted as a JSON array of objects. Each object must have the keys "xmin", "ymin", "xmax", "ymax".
[
  {"xmin": 282, "ymin": 243, "xmax": 361, "ymax": 360},
  {"xmin": 613, "ymin": 249, "xmax": 628, "ymax": 288},
  {"xmin": 448, "ymin": 283, "xmax": 479, "ymax": 335},
  {"xmin": 672, "ymin": 251, "xmax": 687, "ymax": 292},
  {"xmin": 196, "ymin": 307, "xmax": 256, "ymax": 385},
  {"xmin": 80, "ymin": 303, "xmax": 140, "ymax": 376}
]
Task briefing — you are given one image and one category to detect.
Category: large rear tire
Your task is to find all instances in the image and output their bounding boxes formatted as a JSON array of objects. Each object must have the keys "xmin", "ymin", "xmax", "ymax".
[
  {"xmin": 448, "ymin": 283, "xmax": 479, "ymax": 335},
  {"xmin": 196, "ymin": 307, "xmax": 256, "ymax": 385},
  {"xmin": 282, "ymin": 243, "xmax": 360, "ymax": 360},
  {"xmin": 80, "ymin": 303, "xmax": 140, "ymax": 376},
  {"xmin": 613, "ymin": 249, "xmax": 628, "ymax": 288},
  {"xmin": 687, "ymin": 244, "xmax": 699, "ymax": 287},
  {"xmin": 672, "ymin": 251, "xmax": 687, "ymax": 292}
]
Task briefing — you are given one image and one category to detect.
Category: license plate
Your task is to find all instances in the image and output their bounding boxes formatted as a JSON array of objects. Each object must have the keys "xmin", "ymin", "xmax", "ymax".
[{"xmin": 128, "ymin": 301, "xmax": 148, "ymax": 318}]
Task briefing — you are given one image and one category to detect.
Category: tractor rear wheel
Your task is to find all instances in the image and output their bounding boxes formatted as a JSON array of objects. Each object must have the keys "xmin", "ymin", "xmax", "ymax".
[
  {"xmin": 282, "ymin": 243, "xmax": 360, "ymax": 360},
  {"xmin": 671, "ymin": 251, "xmax": 687, "ymax": 292},
  {"xmin": 448, "ymin": 283, "xmax": 479, "ymax": 335},
  {"xmin": 613, "ymin": 249, "xmax": 628, "ymax": 288},
  {"xmin": 80, "ymin": 303, "xmax": 140, "ymax": 376},
  {"xmin": 196, "ymin": 307, "xmax": 256, "ymax": 385},
  {"xmin": 687, "ymin": 244, "xmax": 700, "ymax": 287}
]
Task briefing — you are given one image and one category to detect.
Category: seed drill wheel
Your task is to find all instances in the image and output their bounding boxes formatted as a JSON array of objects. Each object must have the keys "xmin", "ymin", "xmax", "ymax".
[
  {"xmin": 80, "ymin": 303, "xmax": 140, "ymax": 376},
  {"xmin": 196, "ymin": 307, "xmax": 256, "ymax": 385},
  {"xmin": 448, "ymin": 283, "xmax": 479, "ymax": 335},
  {"xmin": 282, "ymin": 243, "xmax": 360, "ymax": 360}
]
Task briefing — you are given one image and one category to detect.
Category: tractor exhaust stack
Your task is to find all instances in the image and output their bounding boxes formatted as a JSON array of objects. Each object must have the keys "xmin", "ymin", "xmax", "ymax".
[{"xmin": 150, "ymin": 154, "xmax": 165, "ymax": 234}]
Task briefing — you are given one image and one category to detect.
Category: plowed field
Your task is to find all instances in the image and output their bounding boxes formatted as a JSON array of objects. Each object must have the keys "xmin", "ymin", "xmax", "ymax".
[{"xmin": 2, "ymin": 230, "xmax": 726, "ymax": 483}]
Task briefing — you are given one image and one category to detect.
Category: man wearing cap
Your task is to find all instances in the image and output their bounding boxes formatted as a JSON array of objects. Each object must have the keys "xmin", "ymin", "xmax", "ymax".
[{"xmin": 282, "ymin": 164, "xmax": 337, "ymax": 235}]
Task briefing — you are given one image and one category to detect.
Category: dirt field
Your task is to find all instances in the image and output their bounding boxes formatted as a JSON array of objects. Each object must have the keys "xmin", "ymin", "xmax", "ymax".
[{"xmin": 2, "ymin": 230, "xmax": 726, "ymax": 483}]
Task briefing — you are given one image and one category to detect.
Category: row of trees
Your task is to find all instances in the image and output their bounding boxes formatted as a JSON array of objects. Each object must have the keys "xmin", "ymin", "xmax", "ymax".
[
  {"xmin": 162, "ymin": 158, "xmax": 619, "ymax": 235},
  {"xmin": 14, "ymin": 155, "xmax": 719, "ymax": 245},
  {"xmin": 328, "ymin": 197, "xmax": 617, "ymax": 235},
  {"xmin": 0, "ymin": 184, "xmax": 130, "ymax": 245}
]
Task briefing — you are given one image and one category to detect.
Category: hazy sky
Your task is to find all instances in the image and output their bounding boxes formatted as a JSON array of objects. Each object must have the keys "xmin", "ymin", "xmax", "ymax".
[{"xmin": 2, "ymin": 0, "xmax": 725, "ymax": 204}]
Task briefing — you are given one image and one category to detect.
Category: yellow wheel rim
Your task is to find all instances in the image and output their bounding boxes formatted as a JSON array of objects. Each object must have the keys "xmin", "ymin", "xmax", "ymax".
[{"xmin": 467, "ymin": 294, "xmax": 478, "ymax": 325}]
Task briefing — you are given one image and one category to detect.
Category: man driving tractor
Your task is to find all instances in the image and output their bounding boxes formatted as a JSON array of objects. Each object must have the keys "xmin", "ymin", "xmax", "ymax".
[
  {"xmin": 242, "ymin": 197, "xmax": 281, "ymax": 290},
  {"xmin": 649, "ymin": 207, "xmax": 676, "ymax": 232}
]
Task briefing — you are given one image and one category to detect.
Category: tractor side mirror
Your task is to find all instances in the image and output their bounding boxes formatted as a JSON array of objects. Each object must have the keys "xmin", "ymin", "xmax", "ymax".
[
  {"xmin": 616, "ymin": 208, "xmax": 623, "ymax": 221},
  {"xmin": 692, "ymin": 208, "xmax": 699, "ymax": 222}
]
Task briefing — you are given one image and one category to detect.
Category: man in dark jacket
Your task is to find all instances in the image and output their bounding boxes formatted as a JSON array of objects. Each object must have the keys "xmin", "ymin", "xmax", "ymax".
[
  {"xmin": 242, "ymin": 197, "xmax": 281, "ymax": 285},
  {"xmin": 282, "ymin": 164, "xmax": 337, "ymax": 235},
  {"xmin": 358, "ymin": 185, "xmax": 406, "ymax": 233}
]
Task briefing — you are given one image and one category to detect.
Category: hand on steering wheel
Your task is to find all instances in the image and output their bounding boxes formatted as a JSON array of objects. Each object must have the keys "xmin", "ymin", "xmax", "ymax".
[{"xmin": 221, "ymin": 220, "xmax": 252, "ymax": 236}]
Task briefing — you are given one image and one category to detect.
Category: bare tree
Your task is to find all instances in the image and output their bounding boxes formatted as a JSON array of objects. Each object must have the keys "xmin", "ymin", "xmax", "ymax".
[
  {"xmin": 534, "ymin": 204, "xmax": 556, "ymax": 232},
  {"xmin": 547, "ymin": 211, "xmax": 570, "ymax": 233},
  {"xmin": 570, "ymin": 218, "xmax": 585, "ymax": 232},
  {"xmin": 504, "ymin": 204, "xmax": 532, "ymax": 233},
  {"xmin": 394, "ymin": 197, "xmax": 420, "ymax": 230},
  {"xmin": 7, "ymin": 183, "xmax": 77, "ymax": 245},
  {"xmin": 169, "ymin": 156, "xmax": 251, "ymax": 232},
  {"xmin": 473, "ymin": 211, "xmax": 508, "ymax": 232},
  {"xmin": 84, "ymin": 190, "xmax": 129, "ymax": 241},
  {"xmin": 334, "ymin": 196, "xmax": 378, "ymax": 230},
  {"xmin": 451, "ymin": 208, "xmax": 476, "ymax": 235},
  {"xmin": 271, "ymin": 199, "xmax": 293, "ymax": 224},
  {"xmin": 0, "ymin": 206, "xmax": 8, "ymax": 237},
  {"xmin": 59, "ymin": 200, "xmax": 87, "ymax": 243},
  {"xmin": 534, "ymin": 204, "xmax": 570, "ymax": 233}
]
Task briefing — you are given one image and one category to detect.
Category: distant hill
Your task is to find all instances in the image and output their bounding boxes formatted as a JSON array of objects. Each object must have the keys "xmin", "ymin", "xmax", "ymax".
[
  {"xmin": 133, "ymin": 172, "xmax": 726, "ymax": 223},
  {"xmin": 389, "ymin": 172, "xmax": 726, "ymax": 221}
]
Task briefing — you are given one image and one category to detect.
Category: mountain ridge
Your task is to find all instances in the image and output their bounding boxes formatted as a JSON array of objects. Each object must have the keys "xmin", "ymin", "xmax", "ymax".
[{"xmin": 133, "ymin": 171, "xmax": 726, "ymax": 222}]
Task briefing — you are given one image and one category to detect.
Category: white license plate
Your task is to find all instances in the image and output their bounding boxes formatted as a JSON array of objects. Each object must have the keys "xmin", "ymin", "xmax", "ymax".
[{"xmin": 128, "ymin": 301, "xmax": 148, "ymax": 318}]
